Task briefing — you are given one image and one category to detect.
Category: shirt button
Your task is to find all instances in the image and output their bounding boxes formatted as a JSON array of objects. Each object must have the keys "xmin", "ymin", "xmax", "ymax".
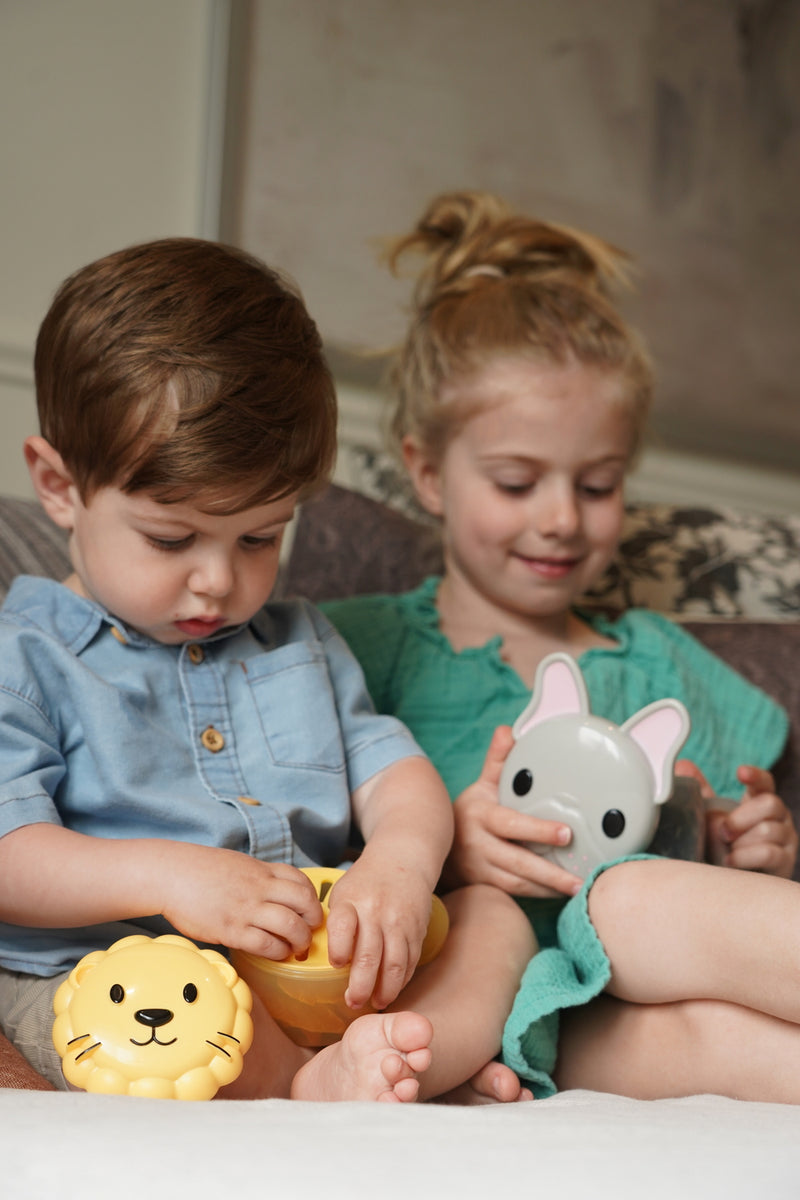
[
  {"xmin": 188, "ymin": 644, "xmax": 205, "ymax": 665},
  {"xmin": 201, "ymin": 726, "xmax": 225, "ymax": 753},
  {"xmin": 238, "ymin": 795, "xmax": 261, "ymax": 807}
]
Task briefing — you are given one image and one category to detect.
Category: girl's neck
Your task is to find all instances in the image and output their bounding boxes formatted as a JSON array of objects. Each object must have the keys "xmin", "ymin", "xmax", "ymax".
[{"xmin": 435, "ymin": 573, "xmax": 614, "ymax": 689}]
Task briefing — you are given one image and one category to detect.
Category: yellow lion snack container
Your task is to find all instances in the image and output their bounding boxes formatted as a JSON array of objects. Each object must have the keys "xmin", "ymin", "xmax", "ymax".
[
  {"xmin": 52, "ymin": 933, "xmax": 253, "ymax": 1100},
  {"xmin": 231, "ymin": 867, "xmax": 450, "ymax": 1047}
]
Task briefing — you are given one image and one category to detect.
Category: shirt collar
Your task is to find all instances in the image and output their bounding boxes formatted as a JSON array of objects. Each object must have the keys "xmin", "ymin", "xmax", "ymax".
[{"xmin": 3, "ymin": 575, "xmax": 268, "ymax": 654}]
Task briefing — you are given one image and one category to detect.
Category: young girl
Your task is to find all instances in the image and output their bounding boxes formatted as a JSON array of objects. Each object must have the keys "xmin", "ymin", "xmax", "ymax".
[{"xmin": 322, "ymin": 190, "xmax": 800, "ymax": 1102}]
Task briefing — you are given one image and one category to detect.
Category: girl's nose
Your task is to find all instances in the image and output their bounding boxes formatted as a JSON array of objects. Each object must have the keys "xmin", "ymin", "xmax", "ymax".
[
  {"xmin": 533, "ymin": 481, "xmax": 580, "ymax": 539},
  {"xmin": 188, "ymin": 554, "xmax": 234, "ymax": 598}
]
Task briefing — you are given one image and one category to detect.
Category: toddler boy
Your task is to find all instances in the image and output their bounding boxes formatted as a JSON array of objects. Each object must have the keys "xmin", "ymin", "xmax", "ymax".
[{"xmin": 0, "ymin": 239, "xmax": 535, "ymax": 1101}]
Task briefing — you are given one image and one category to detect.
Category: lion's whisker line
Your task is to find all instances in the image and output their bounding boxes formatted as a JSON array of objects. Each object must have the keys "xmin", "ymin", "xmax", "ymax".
[
  {"xmin": 206, "ymin": 1040, "xmax": 232, "ymax": 1058},
  {"xmin": 75, "ymin": 1041, "xmax": 101, "ymax": 1061},
  {"xmin": 67, "ymin": 1033, "xmax": 92, "ymax": 1047},
  {"xmin": 216, "ymin": 1031, "xmax": 241, "ymax": 1044}
]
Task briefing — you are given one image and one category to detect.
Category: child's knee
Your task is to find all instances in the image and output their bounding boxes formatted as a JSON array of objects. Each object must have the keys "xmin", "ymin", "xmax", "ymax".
[
  {"xmin": 586, "ymin": 859, "xmax": 661, "ymax": 931},
  {"xmin": 444, "ymin": 883, "xmax": 537, "ymax": 955}
]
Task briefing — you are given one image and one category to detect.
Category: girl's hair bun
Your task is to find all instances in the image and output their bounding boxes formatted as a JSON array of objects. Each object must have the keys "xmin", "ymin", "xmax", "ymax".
[{"xmin": 385, "ymin": 190, "xmax": 634, "ymax": 309}]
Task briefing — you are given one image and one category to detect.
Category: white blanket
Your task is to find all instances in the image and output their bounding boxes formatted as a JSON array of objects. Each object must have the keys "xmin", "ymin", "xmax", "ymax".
[{"xmin": 4, "ymin": 1088, "xmax": 800, "ymax": 1200}]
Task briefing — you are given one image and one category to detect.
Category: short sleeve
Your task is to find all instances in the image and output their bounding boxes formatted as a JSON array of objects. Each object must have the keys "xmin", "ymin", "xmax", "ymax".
[{"xmin": 307, "ymin": 603, "xmax": 425, "ymax": 792}]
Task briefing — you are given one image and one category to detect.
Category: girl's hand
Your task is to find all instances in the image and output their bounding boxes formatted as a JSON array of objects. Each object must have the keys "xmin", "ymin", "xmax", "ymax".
[
  {"xmin": 159, "ymin": 844, "xmax": 323, "ymax": 958},
  {"xmin": 712, "ymin": 765, "xmax": 798, "ymax": 879},
  {"xmin": 677, "ymin": 759, "xmax": 798, "ymax": 879},
  {"xmin": 324, "ymin": 856, "xmax": 432, "ymax": 1012},
  {"xmin": 447, "ymin": 725, "xmax": 583, "ymax": 899}
]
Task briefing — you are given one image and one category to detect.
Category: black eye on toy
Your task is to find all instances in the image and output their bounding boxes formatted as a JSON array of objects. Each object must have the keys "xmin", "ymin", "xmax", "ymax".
[
  {"xmin": 512, "ymin": 769, "xmax": 533, "ymax": 797},
  {"xmin": 602, "ymin": 809, "xmax": 626, "ymax": 838},
  {"xmin": 109, "ymin": 983, "xmax": 125, "ymax": 1004},
  {"xmin": 183, "ymin": 982, "xmax": 198, "ymax": 1004}
]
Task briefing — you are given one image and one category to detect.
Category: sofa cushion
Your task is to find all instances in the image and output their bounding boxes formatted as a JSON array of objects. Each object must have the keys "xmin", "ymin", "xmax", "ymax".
[{"xmin": 0, "ymin": 497, "xmax": 70, "ymax": 601}]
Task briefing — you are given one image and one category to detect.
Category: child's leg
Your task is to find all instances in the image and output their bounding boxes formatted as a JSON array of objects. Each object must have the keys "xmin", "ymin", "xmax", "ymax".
[
  {"xmin": 227, "ymin": 884, "xmax": 535, "ymax": 1103},
  {"xmin": 218, "ymin": 992, "xmax": 314, "ymax": 1099},
  {"xmin": 385, "ymin": 883, "xmax": 537, "ymax": 1102},
  {"xmin": 556, "ymin": 993, "xmax": 800, "ymax": 1104},
  {"xmin": 221, "ymin": 991, "xmax": 436, "ymax": 1103},
  {"xmin": 588, "ymin": 858, "xmax": 800, "ymax": 1023}
]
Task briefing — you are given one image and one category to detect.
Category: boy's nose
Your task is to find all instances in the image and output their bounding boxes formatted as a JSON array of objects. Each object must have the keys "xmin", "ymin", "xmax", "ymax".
[{"xmin": 188, "ymin": 555, "xmax": 234, "ymax": 598}]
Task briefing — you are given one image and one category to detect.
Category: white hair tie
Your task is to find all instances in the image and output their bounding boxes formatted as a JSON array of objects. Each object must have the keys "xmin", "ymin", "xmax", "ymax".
[{"xmin": 462, "ymin": 264, "xmax": 504, "ymax": 279}]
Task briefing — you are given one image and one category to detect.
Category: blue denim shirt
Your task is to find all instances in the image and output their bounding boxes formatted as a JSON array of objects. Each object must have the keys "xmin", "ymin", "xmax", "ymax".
[{"xmin": 0, "ymin": 577, "xmax": 423, "ymax": 974}]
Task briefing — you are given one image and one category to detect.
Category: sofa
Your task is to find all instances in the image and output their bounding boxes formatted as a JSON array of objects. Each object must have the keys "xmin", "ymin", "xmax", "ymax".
[{"xmin": 2, "ymin": 481, "xmax": 800, "ymax": 1199}]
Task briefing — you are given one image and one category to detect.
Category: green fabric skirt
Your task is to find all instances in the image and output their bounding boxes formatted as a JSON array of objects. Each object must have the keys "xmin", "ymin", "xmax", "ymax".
[{"xmin": 502, "ymin": 855, "xmax": 654, "ymax": 1098}]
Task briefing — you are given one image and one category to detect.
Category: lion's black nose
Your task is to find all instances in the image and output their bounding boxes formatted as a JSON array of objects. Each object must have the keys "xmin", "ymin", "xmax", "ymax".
[{"xmin": 134, "ymin": 1008, "xmax": 174, "ymax": 1028}]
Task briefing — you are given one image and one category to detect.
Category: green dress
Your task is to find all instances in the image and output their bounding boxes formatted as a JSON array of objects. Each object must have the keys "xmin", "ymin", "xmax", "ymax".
[{"xmin": 322, "ymin": 578, "xmax": 789, "ymax": 1095}]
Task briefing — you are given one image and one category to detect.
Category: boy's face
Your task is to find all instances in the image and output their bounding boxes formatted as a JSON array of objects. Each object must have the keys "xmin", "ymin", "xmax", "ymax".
[{"xmin": 62, "ymin": 485, "xmax": 298, "ymax": 643}]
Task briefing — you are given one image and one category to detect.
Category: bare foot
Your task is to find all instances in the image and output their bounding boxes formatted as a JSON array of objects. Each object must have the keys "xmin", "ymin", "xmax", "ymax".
[
  {"xmin": 290, "ymin": 1011, "xmax": 434, "ymax": 1102},
  {"xmin": 436, "ymin": 1060, "xmax": 534, "ymax": 1105}
]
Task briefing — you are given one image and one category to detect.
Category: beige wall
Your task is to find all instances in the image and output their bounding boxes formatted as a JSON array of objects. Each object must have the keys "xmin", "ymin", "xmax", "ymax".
[
  {"xmin": 2, "ymin": 1, "xmax": 797, "ymax": 514},
  {"xmin": 0, "ymin": 0, "xmax": 226, "ymax": 497},
  {"xmin": 229, "ymin": 0, "xmax": 800, "ymax": 495}
]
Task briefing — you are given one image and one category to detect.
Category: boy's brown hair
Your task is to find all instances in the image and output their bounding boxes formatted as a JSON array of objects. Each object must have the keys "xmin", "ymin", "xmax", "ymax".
[{"xmin": 34, "ymin": 238, "xmax": 337, "ymax": 509}]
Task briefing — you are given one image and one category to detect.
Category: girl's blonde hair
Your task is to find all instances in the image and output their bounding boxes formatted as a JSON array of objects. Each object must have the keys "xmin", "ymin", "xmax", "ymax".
[{"xmin": 384, "ymin": 190, "xmax": 653, "ymax": 462}]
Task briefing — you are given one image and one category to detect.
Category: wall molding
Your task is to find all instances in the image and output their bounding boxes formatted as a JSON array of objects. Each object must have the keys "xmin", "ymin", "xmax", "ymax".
[{"xmin": 0, "ymin": 341, "xmax": 33, "ymax": 391}]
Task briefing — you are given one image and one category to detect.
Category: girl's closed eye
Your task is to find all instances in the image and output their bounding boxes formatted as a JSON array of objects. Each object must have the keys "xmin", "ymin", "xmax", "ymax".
[
  {"xmin": 490, "ymin": 471, "xmax": 538, "ymax": 496},
  {"xmin": 495, "ymin": 481, "xmax": 534, "ymax": 497},
  {"xmin": 579, "ymin": 483, "xmax": 619, "ymax": 500},
  {"xmin": 578, "ymin": 474, "xmax": 624, "ymax": 500}
]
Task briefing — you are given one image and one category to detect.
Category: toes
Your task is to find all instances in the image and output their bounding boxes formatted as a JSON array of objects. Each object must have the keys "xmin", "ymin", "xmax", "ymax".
[
  {"xmin": 384, "ymin": 1011, "xmax": 434, "ymax": 1056},
  {"xmin": 404, "ymin": 1046, "xmax": 433, "ymax": 1074},
  {"xmin": 393, "ymin": 1077, "xmax": 421, "ymax": 1103},
  {"xmin": 381, "ymin": 1051, "xmax": 414, "ymax": 1086}
]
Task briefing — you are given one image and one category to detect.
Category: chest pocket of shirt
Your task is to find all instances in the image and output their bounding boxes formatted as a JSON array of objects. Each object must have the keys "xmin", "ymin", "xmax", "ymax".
[{"xmin": 243, "ymin": 643, "xmax": 346, "ymax": 772}]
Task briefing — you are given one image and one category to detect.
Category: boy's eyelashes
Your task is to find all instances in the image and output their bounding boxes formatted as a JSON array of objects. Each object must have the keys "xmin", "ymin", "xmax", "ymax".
[
  {"xmin": 146, "ymin": 534, "xmax": 194, "ymax": 553},
  {"xmin": 143, "ymin": 533, "xmax": 280, "ymax": 553}
]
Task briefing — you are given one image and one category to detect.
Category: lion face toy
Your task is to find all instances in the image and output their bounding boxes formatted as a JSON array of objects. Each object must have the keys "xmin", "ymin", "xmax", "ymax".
[{"xmin": 53, "ymin": 934, "xmax": 253, "ymax": 1100}]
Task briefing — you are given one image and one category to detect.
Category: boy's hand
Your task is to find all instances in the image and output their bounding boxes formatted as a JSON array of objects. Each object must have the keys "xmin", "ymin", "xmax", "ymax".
[
  {"xmin": 447, "ymin": 726, "xmax": 582, "ymax": 900},
  {"xmin": 324, "ymin": 857, "xmax": 432, "ymax": 1012},
  {"xmin": 159, "ymin": 844, "xmax": 323, "ymax": 958},
  {"xmin": 677, "ymin": 759, "xmax": 798, "ymax": 879}
]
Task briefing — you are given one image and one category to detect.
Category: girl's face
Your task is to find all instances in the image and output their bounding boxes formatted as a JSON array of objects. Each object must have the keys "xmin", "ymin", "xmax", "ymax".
[{"xmin": 407, "ymin": 356, "xmax": 636, "ymax": 625}]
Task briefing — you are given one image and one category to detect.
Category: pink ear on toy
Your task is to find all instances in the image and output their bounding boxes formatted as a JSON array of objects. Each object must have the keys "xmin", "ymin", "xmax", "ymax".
[
  {"xmin": 623, "ymin": 700, "xmax": 690, "ymax": 805},
  {"xmin": 513, "ymin": 653, "xmax": 589, "ymax": 739}
]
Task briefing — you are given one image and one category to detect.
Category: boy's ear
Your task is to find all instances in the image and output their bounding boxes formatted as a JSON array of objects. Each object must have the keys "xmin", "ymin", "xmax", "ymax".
[
  {"xmin": 401, "ymin": 436, "xmax": 444, "ymax": 518},
  {"xmin": 24, "ymin": 436, "xmax": 79, "ymax": 531}
]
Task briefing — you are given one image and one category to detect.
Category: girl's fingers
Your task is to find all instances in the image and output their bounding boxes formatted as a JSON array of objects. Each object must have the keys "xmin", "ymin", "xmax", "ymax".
[
  {"xmin": 736, "ymin": 763, "xmax": 776, "ymax": 796},
  {"xmin": 675, "ymin": 758, "xmax": 716, "ymax": 800},
  {"xmin": 486, "ymin": 803, "xmax": 571, "ymax": 847},
  {"xmin": 478, "ymin": 725, "xmax": 516, "ymax": 788}
]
